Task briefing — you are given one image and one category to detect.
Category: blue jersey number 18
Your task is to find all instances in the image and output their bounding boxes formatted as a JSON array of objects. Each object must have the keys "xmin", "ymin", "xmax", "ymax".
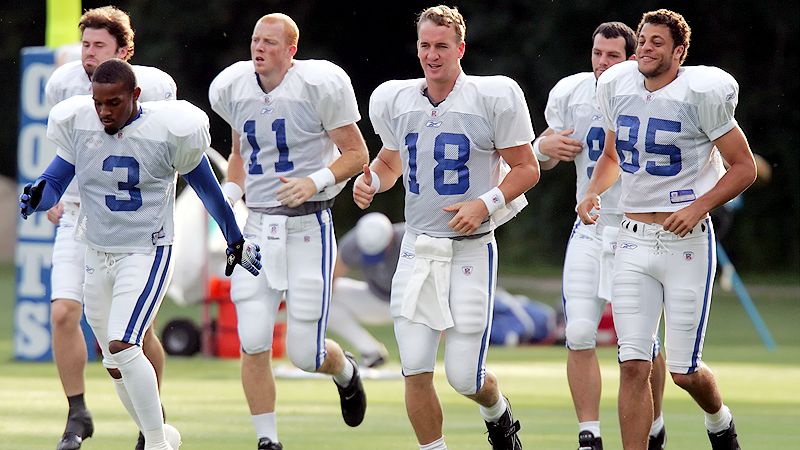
[{"xmin": 405, "ymin": 132, "xmax": 470, "ymax": 195}]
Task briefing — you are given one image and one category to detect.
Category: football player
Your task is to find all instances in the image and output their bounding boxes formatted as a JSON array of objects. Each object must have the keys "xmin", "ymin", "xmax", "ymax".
[
  {"xmin": 354, "ymin": 5, "xmax": 538, "ymax": 450},
  {"xmin": 534, "ymin": 22, "xmax": 667, "ymax": 450},
  {"xmin": 22, "ymin": 59, "xmax": 261, "ymax": 450},
  {"xmin": 43, "ymin": 6, "xmax": 176, "ymax": 450},
  {"xmin": 578, "ymin": 9, "xmax": 753, "ymax": 450},
  {"xmin": 209, "ymin": 13, "xmax": 370, "ymax": 450}
]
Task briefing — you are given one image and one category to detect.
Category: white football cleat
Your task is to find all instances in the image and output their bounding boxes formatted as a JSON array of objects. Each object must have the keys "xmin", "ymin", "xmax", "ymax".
[{"xmin": 164, "ymin": 423, "xmax": 182, "ymax": 449}]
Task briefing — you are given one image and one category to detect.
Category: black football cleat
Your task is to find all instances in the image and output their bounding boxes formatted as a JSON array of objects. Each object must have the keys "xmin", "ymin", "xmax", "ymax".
[
  {"xmin": 135, "ymin": 431, "xmax": 145, "ymax": 450},
  {"xmin": 708, "ymin": 420, "xmax": 740, "ymax": 450},
  {"xmin": 577, "ymin": 430, "xmax": 603, "ymax": 450},
  {"xmin": 56, "ymin": 409, "xmax": 94, "ymax": 450},
  {"xmin": 648, "ymin": 425, "xmax": 667, "ymax": 450},
  {"xmin": 258, "ymin": 437, "xmax": 283, "ymax": 449},
  {"xmin": 485, "ymin": 397, "xmax": 522, "ymax": 450},
  {"xmin": 335, "ymin": 351, "xmax": 367, "ymax": 427}
]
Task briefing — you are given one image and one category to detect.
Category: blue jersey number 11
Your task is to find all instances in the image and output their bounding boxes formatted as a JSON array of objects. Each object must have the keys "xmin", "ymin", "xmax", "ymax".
[{"xmin": 244, "ymin": 119, "xmax": 294, "ymax": 175}]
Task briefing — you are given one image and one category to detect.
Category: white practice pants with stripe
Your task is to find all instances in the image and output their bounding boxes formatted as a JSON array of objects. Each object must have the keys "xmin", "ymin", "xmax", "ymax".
[
  {"xmin": 231, "ymin": 209, "xmax": 335, "ymax": 372},
  {"xmin": 391, "ymin": 231, "xmax": 497, "ymax": 395},
  {"xmin": 613, "ymin": 217, "xmax": 716, "ymax": 374},
  {"xmin": 83, "ymin": 245, "xmax": 173, "ymax": 369}
]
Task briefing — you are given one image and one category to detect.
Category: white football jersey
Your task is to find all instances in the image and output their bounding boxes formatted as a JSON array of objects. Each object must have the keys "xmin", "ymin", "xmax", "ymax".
[
  {"xmin": 369, "ymin": 72, "xmax": 535, "ymax": 237},
  {"xmin": 45, "ymin": 60, "xmax": 177, "ymax": 202},
  {"xmin": 47, "ymin": 96, "xmax": 209, "ymax": 253},
  {"xmin": 544, "ymin": 72, "xmax": 621, "ymax": 213},
  {"xmin": 209, "ymin": 59, "xmax": 360, "ymax": 208},
  {"xmin": 596, "ymin": 61, "xmax": 736, "ymax": 212}
]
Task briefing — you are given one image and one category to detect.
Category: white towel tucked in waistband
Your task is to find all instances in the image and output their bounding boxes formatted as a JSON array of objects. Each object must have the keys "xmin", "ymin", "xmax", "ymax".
[
  {"xmin": 400, "ymin": 235, "xmax": 455, "ymax": 331},
  {"xmin": 597, "ymin": 225, "xmax": 619, "ymax": 302},
  {"xmin": 261, "ymin": 214, "xmax": 288, "ymax": 291}
]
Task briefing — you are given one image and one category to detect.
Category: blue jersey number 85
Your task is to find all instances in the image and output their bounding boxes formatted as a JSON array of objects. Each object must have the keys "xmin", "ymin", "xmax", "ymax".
[
  {"xmin": 616, "ymin": 116, "xmax": 682, "ymax": 176},
  {"xmin": 405, "ymin": 132, "xmax": 470, "ymax": 195}
]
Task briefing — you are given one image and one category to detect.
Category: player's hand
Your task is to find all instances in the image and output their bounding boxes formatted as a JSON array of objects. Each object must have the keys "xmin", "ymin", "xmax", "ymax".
[
  {"xmin": 353, "ymin": 164, "xmax": 376, "ymax": 210},
  {"xmin": 225, "ymin": 239, "xmax": 262, "ymax": 276},
  {"xmin": 443, "ymin": 199, "xmax": 488, "ymax": 235},
  {"xmin": 47, "ymin": 202, "xmax": 65, "ymax": 225},
  {"xmin": 540, "ymin": 128, "xmax": 583, "ymax": 161},
  {"xmin": 276, "ymin": 176, "xmax": 317, "ymax": 208},
  {"xmin": 577, "ymin": 193, "xmax": 601, "ymax": 225},
  {"xmin": 19, "ymin": 179, "xmax": 46, "ymax": 220},
  {"xmin": 663, "ymin": 204, "xmax": 707, "ymax": 237}
]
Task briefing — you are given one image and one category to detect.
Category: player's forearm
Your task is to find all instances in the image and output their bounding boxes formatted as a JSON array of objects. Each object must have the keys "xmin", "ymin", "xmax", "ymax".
[
  {"xmin": 499, "ymin": 160, "xmax": 540, "ymax": 202},
  {"xmin": 328, "ymin": 123, "xmax": 370, "ymax": 182},
  {"xmin": 226, "ymin": 150, "xmax": 246, "ymax": 189},
  {"xmin": 584, "ymin": 150, "xmax": 619, "ymax": 198},
  {"xmin": 183, "ymin": 155, "xmax": 244, "ymax": 245},
  {"xmin": 370, "ymin": 149, "xmax": 403, "ymax": 193}
]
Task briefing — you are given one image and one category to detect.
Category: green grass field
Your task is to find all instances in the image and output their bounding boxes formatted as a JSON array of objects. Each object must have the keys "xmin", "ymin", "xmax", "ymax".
[{"xmin": 1, "ymin": 263, "xmax": 798, "ymax": 449}]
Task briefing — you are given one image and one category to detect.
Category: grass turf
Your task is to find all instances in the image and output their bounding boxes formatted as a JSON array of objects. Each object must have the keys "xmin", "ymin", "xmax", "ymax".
[{"xmin": 1, "ymin": 263, "xmax": 798, "ymax": 449}]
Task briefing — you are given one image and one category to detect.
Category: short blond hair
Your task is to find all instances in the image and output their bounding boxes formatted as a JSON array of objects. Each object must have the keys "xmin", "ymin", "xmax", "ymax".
[
  {"xmin": 416, "ymin": 5, "xmax": 466, "ymax": 43},
  {"xmin": 258, "ymin": 13, "xmax": 299, "ymax": 46}
]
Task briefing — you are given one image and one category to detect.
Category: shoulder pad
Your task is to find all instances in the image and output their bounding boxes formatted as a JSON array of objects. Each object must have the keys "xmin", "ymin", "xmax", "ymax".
[
  {"xmin": 49, "ymin": 95, "xmax": 93, "ymax": 124},
  {"xmin": 149, "ymin": 100, "xmax": 209, "ymax": 137},
  {"xmin": 684, "ymin": 66, "xmax": 738, "ymax": 99},
  {"xmin": 549, "ymin": 72, "xmax": 594, "ymax": 100}
]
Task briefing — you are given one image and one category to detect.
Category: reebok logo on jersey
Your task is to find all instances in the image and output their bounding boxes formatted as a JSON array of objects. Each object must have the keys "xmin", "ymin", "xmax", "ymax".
[
  {"xmin": 85, "ymin": 265, "xmax": 95, "ymax": 274},
  {"xmin": 619, "ymin": 241, "xmax": 638, "ymax": 250},
  {"xmin": 401, "ymin": 251, "xmax": 415, "ymax": 259},
  {"xmin": 426, "ymin": 120, "xmax": 442, "ymax": 128}
]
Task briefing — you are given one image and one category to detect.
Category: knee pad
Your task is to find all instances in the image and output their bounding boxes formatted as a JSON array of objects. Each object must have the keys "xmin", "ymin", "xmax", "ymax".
[
  {"xmin": 285, "ymin": 320, "xmax": 324, "ymax": 372},
  {"xmin": 235, "ymin": 301, "xmax": 275, "ymax": 355},
  {"xmin": 565, "ymin": 318, "xmax": 599, "ymax": 350},
  {"xmin": 446, "ymin": 367, "xmax": 480, "ymax": 395}
]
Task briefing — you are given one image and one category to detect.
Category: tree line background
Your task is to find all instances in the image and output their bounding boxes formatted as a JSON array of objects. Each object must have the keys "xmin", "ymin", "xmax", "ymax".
[{"xmin": 1, "ymin": 0, "xmax": 797, "ymax": 274}]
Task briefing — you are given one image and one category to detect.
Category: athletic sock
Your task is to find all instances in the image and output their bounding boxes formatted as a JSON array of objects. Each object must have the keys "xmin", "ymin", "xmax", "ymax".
[
  {"xmin": 112, "ymin": 346, "xmax": 165, "ymax": 445},
  {"xmin": 252, "ymin": 412, "xmax": 278, "ymax": 443},
  {"xmin": 479, "ymin": 395, "xmax": 508, "ymax": 423},
  {"xmin": 113, "ymin": 378, "xmax": 143, "ymax": 430},
  {"xmin": 419, "ymin": 436, "xmax": 447, "ymax": 450},
  {"xmin": 705, "ymin": 404, "xmax": 732, "ymax": 433},
  {"xmin": 67, "ymin": 393, "xmax": 87, "ymax": 415},
  {"xmin": 333, "ymin": 357, "xmax": 355, "ymax": 387},
  {"xmin": 579, "ymin": 420, "xmax": 601, "ymax": 437},
  {"xmin": 650, "ymin": 414, "xmax": 664, "ymax": 437}
]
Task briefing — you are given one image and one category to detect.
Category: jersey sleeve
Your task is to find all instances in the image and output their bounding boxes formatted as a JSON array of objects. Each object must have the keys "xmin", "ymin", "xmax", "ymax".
[
  {"xmin": 209, "ymin": 62, "xmax": 250, "ymax": 128},
  {"xmin": 315, "ymin": 63, "xmax": 361, "ymax": 130},
  {"xmin": 544, "ymin": 76, "xmax": 577, "ymax": 131},
  {"xmin": 368, "ymin": 81, "xmax": 400, "ymax": 151},
  {"xmin": 693, "ymin": 68, "xmax": 739, "ymax": 141},
  {"xmin": 490, "ymin": 77, "xmax": 535, "ymax": 149},
  {"xmin": 338, "ymin": 230, "xmax": 361, "ymax": 267},
  {"xmin": 168, "ymin": 101, "xmax": 212, "ymax": 174},
  {"xmin": 136, "ymin": 66, "xmax": 178, "ymax": 102},
  {"xmin": 46, "ymin": 96, "xmax": 85, "ymax": 164}
]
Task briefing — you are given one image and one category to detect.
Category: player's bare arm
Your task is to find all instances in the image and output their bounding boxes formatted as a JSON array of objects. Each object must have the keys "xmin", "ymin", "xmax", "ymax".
[
  {"xmin": 444, "ymin": 142, "xmax": 539, "ymax": 235},
  {"xmin": 353, "ymin": 148, "xmax": 402, "ymax": 210},
  {"xmin": 535, "ymin": 127, "xmax": 583, "ymax": 170},
  {"xmin": 277, "ymin": 123, "xmax": 368, "ymax": 208},
  {"xmin": 663, "ymin": 126, "xmax": 756, "ymax": 237},
  {"xmin": 577, "ymin": 129, "xmax": 621, "ymax": 224},
  {"xmin": 222, "ymin": 129, "xmax": 246, "ymax": 204}
]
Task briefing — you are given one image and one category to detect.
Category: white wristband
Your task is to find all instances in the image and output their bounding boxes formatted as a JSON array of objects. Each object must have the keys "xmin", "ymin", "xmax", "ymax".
[
  {"xmin": 355, "ymin": 171, "xmax": 381, "ymax": 193},
  {"xmin": 478, "ymin": 187, "xmax": 506, "ymax": 216},
  {"xmin": 533, "ymin": 137, "xmax": 550, "ymax": 162},
  {"xmin": 222, "ymin": 182, "xmax": 243, "ymax": 205},
  {"xmin": 308, "ymin": 168, "xmax": 336, "ymax": 192}
]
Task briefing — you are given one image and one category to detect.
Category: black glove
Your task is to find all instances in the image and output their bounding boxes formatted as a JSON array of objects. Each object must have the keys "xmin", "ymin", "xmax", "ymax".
[
  {"xmin": 19, "ymin": 179, "xmax": 46, "ymax": 220},
  {"xmin": 225, "ymin": 239, "xmax": 262, "ymax": 276}
]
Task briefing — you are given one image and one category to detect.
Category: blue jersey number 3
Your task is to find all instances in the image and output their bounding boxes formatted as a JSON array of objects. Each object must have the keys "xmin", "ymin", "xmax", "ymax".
[
  {"xmin": 103, "ymin": 155, "xmax": 142, "ymax": 211},
  {"xmin": 405, "ymin": 132, "xmax": 470, "ymax": 195}
]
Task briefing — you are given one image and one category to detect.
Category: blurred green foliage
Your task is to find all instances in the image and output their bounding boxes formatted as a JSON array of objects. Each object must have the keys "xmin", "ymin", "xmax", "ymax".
[{"xmin": 1, "ymin": 0, "xmax": 797, "ymax": 273}]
